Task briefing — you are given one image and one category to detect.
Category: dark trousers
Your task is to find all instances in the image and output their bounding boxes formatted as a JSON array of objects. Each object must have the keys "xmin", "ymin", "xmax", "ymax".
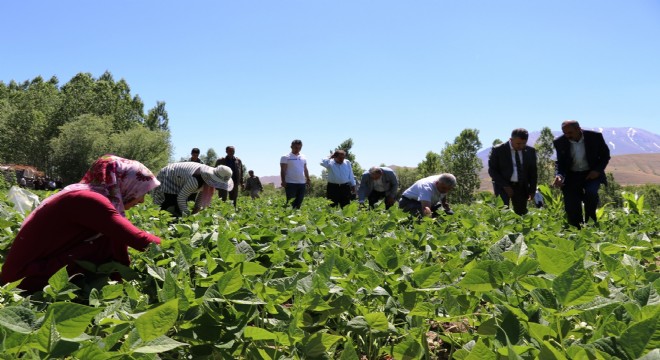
[
  {"xmin": 327, "ymin": 183, "xmax": 352, "ymax": 208},
  {"xmin": 218, "ymin": 184, "xmax": 239, "ymax": 208},
  {"xmin": 493, "ymin": 182, "xmax": 529, "ymax": 215},
  {"xmin": 160, "ymin": 193, "xmax": 183, "ymax": 217},
  {"xmin": 368, "ymin": 191, "xmax": 393, "ymax": 209},
  {"xmin": 562, "ymin": 171, "xmax": 601, "ymax": 228},
  {"xmin": 285, "ymin": 183, "xmax": 307, "ymax": 209},
  {"xmin": 397, "ymin": 197, "xmax": 443, "ymax": 218}
]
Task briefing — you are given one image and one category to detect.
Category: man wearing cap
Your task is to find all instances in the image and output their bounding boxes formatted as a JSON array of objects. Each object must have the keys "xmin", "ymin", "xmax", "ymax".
[
  {"xmin": 215, "ymin": 146, "xmax": 244, "ymax": 208},
  {"xmin": 553, "ymin": 120, "xmax": 610, "ymax": 228},
  {"xmin": 320, "ymin": 150, "xmax": 356, "ymax": 208},
  {"xmin": 358, "ymin": 166, "xmax": 399, "ymax": 209},
  {"xmin": 152, "ymin": 162, "xmax": 233, "ymax": 217},
  {"xmin": 280, "ymin": 139, "xmax": 310, "ymax": 209},
  {"xmin": 398, "ymin": 173, "xmax": 456, "ymax": 218},
  {"xmin": 488, "ymin": 128, "xmax": 538, "ymax": 215}
]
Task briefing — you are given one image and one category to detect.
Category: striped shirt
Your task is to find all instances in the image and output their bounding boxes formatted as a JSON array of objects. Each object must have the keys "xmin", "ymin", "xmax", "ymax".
[{"xmin": 152, "ymin": 162, "xmax": 208, "ymax": 215}]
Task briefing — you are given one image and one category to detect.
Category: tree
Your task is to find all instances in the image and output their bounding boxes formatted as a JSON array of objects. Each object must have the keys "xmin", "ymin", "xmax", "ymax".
[
  {"xmin": 492, "ymin": 138, "xmax": 503, "ymax": 147},
  {"xmin": 109, "ymin": 125, "xmax": 171, "ymax": 172},
  {"xmin": 535, "ymin": 127, "xmax": 556, "ymax": 187},
  {"xmin": 417, "ymin": 151, "xmax": 442, "ymax": 177},
  {"xmin": 439, "ymin": 129, "xmax": 483, "ymax": 204},
  {"xmin": 394, "ymin": 167, "xmax": 419, "ymax": 198},
  {"xmin": 200, "ymin": 148, "xmax": 218, "ymax": 166},
  {"xmin": 145, "ymin": 101, "xmax": 169, "ymax": 131},
  {"xmin": 330, "ymin": 138, "xmax": 363, "ymax": 177},
  {"xmin": 50, "ymin": 115, "xmax": 113, "ymax": 183}
]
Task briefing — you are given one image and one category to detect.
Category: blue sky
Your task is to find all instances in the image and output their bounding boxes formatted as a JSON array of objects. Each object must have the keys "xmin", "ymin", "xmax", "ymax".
[{"xmin": 2, "ymin": 1, "xmax": 659, "ymax": 176}]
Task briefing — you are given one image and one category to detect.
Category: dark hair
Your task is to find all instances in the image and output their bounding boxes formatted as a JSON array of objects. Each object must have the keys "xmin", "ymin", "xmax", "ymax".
[
  {"xmin": 226, "ymin": 146, "xmax": 235, "ymax": 151},
  {"xmin": 191, "ymin": 148, "xmax": 200, "ymax": 154},
  {"xmin": 291, "ymin": 139, "xmax": 303, "ymax": 146},
  {"xmin": 333, "ymin": 150, "xmax": 346, "ymax": 157},
  {"xmin": 510, "ymin": 128, "xmax": 529, "ymax": 140}
]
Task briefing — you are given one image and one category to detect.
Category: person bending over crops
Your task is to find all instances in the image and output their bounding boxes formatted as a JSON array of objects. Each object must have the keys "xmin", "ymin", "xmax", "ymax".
[
  {"xmin": 0, "ymin": 155, "xmax": 162, "ymax": 292},
  {"xmin": 151, "ymin": 162, "xmax": 233, "ymax": 217},
  {"xmin": 398, "ymin": 173, "xmax": 456, "ymax": 218}
]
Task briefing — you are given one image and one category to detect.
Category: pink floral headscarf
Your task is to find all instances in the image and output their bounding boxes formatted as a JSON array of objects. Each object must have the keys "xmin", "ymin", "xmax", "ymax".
[{"xmin": 27, "ymin": 155, "xmax": 160, "ymax": 220}]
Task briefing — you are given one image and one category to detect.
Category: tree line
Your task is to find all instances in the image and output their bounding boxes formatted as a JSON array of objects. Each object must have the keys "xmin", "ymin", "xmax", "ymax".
[{"xmin": 0, "ymin": 72, "xmax": 172, "ymax": 183}]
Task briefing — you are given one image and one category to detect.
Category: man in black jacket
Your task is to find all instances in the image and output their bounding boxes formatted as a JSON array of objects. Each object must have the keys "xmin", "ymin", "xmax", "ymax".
[
  {"xmin": 488, "ymin": 128, "xmax": 538, "ymax": 215},
  {"xmin": 553, "ymin": 120, "xmax": 610, "ymax": 228}
]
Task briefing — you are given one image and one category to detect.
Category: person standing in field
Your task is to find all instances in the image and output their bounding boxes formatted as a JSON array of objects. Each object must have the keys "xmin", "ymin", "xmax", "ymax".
[
  {"xmin": 398, "ymin": 173, "xmax": 456, "ymax": 218},
  {"xmin": 488, "ymin": 128, "xmax": 538, "ymax": 215},
  {"xmin": 280, "ymin": 139, "xmax": 310, "ymax": 209},
  {"xmin": 189, "ymin": 148, "xmax": 202, "ymax": 163},
  {"xmin": 215, "ymin": 146, "xmax": 244, "ymax": 208},
  {"xmin": 552, "ymin": 120, "xmax": 610, "ymax": 228},
  {"xmin": 245, "ymin": 170, "xmax": 263, "ymax": 199},
  {"xmin": 320, "ymin": 150, "xmax": 356, "ymax": 208},
  {"xmin": 358, "ymin": 166, "xmax": 399, "ymax": 209}
]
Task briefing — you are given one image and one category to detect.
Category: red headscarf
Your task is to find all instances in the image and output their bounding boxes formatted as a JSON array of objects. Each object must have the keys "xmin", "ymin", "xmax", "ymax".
[{"xmin": 26, "ymin": 155, "xmax": 160, "ymax": 220}]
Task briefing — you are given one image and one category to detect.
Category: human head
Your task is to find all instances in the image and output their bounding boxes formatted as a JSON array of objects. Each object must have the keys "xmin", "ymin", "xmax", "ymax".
[
  {"xmin": 332, "ymin": 150, "xmax": 346, "ymax": 164},
  {"xmin": 80, "ymin": 155, "xmax": 160, "ymax": 214},
  {"xmin": 509, "ymin": 128, "xmax": 529, "ymax": 151},
  {"xmin": 291, "ymin": 139, "xmax": 303, "ymax": 154},
  {"xmin": 226, "ymin": 146, "xmax": 235, "ymax": 157},
  {"xmin": 561, "ymin": 120, "xmax": 583, "ymax": 142},
  {"xmin": 191, "ymin": 148, "xmax": 200, "ymax": 157},
  {"xmin": 201, "ymin": 165, "xmax": 234, "ymax": 191},
  {"xmin": 248, "ymin": 170, "xmax": 254, "ymax": 176},
  {"xmin": 368, "ymin": 166, "xmax": 383, "ymax": 180},
  {"xmin": 435, "ymin": 173, "xmax": 457, "ymax": 194}
]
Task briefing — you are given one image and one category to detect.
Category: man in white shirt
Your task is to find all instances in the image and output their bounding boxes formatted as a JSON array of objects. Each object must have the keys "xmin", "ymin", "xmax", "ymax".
[
  {"xmin": 280, "ymin": 139, "xmax": 310, "ymax": 209},
  {"xmin": 553, "ymin": 120, "xmax": 610, "ymax": 228},
  {"xmin": 398, "ymin": 173, "xmax": 456, "ymax": 218},
  {"xmin": 320, "ymin": 150, "xmax": 356, "ymax": 208}
]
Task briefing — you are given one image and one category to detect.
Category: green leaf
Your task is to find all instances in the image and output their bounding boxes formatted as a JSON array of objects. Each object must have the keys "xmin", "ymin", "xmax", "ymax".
[
  {"xmin": 135, "ymin": 299, "xmax": 179, "ymax": 342},
  {"xmin": 619, "ymin": 315, "xmax": 660, "ymax": 359},
  {"xmin": 392, "ymin": 335, "xmax": 423, "ymax": 360},
  {"xmin": 241, "ymin": 262, "xmax": 268, "ymax": 276},
  {"xmin": 375, "ymin": 245, "xmax": 400, "ymax": 270},
  {"xmin": 465, "ymin": 338, "xmax": 496, "ymax": 360},
  {"xmin": 47, "ymin": 302, "xmax": 102, "ymax": 339},
  {"xmin": 458, "ymin": 261, "xmax": 506, "ymax": 291},
  {"xmin": 347, "ymin": 313, "xmax": 390, "ymax": 335},
  {"xmin": 412, "ymin": 264, "xmax": 442, "ymax": 288},
  {"xmin": 552, "ymin": 263, "xmax": 597, "ymax": 307},
  {"xmin": 528, "ymin": 322, "xmax": 557, "ymax": 342},
  {"xmin": 339, "ymin": 337, "xmax": 360, "ymax": 360},
  {"xmin": 132, "ymin": 335, "xmax": 188, "ymax": 353},
  {"xmin": 534, "ymin": 245, "xmax": 577, "ymax": 276},
  {"xmin": 47, "ymin": 267, "xmax": 70, "ymax": 291},
  {"xmin": 409, "ymin": 302, "xmax": 436, "ymax": 317},
  {"xmin": 244, "ymin": 326, "xmax": 277, "ymax": 341},
  {"xmin": 302, "ymin": 332, "xmax": 343, "ymax": 358},
  {"xmin": 216, "ymin": 267, "xmax": 243, "ymax": 295},
  {"xmin": 0, "ymin": 307, "xmax": 37, "ymax": 334}
]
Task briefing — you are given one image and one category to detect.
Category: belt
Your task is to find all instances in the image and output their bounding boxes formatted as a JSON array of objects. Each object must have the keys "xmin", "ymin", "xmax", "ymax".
[{"xmin": 329, "ymin": 182, "xmax": 351, "ymax": 186}]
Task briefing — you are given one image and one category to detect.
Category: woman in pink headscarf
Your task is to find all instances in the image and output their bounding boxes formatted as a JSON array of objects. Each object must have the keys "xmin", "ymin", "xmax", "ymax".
[{"xmin": 0, "ymin": 155, "xmax": 162, "ymax": 292}]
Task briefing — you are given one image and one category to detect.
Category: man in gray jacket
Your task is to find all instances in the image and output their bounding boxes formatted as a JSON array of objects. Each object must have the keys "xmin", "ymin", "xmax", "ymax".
[{"xmin": 358, "ymin": 166, "xmax": 399, "ymax": 209}]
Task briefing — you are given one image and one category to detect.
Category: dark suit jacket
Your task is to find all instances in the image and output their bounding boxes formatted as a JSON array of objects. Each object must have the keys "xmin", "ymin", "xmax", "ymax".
[
  {"xmin": 357, "ymin": 167, "xmax": 399, "ymax": 202},
  {"xmin": 488, "ymin": 142, "xmax": 538, "ymax": 196},
  {"xmin": 553, "ymin": 130, "xmax": 610, "ymax": 184},
  {"xmin": 215, "ymin": 157, "xmax": 244, "ymax": 186}
]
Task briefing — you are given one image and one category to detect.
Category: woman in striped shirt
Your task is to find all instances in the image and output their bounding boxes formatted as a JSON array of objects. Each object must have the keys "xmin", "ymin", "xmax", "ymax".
[{"xmin": 152, "ymin": 162, "xmax": 233, "ymax": 216}]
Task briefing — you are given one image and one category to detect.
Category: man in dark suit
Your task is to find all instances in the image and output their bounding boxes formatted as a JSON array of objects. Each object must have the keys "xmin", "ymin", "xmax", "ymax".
[
  {"xmin": 553, "ymin": 120, "xmax": 610, "ymax": 228},
  {"xmin": 488, "ymin": 128, "xmax": 538, "ymax": 215}
]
